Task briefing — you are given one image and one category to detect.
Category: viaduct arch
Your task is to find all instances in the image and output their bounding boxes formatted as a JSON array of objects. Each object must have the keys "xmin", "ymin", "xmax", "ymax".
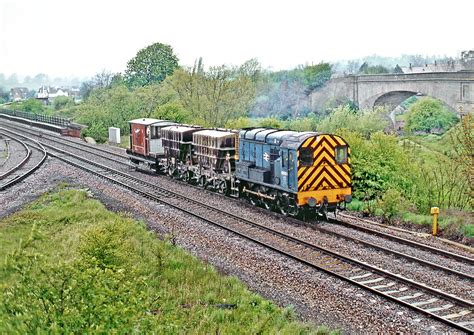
[{"xmin": 310, "ymin": 71, "xmax": 474, "ymax": 115}]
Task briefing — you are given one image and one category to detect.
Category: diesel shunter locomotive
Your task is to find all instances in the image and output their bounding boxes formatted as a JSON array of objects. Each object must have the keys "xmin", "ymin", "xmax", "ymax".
[{"xmin": 127, "ymin": 118, "xmax": 352, "ymax": 219}]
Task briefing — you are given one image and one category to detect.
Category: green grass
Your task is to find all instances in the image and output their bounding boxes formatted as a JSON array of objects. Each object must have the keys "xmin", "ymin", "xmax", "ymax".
[
  {"xmin": 347, "ymin": 198, "xmax": 473, "ymax": 238},
  {"xmin": 0, "ymin": 188, "xmax": 334, "ymax": 334},
  {"xmin": 118, "ymin": 134, "xmax": 130, "ymax": 149}
]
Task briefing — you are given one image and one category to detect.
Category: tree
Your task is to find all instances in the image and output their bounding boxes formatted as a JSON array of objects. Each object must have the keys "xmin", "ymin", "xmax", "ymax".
[
  {"xmin": 405, "ymin": 97, "xmax": 458, "ymax": 133},
  {"xmin": 0, "ymin": 87, "xmax": 9, "ymax": 104},
  {"xmin": 52, "ymin": 96, "xmax": 75, "ymax": 111},
  {"xmin": 165, "ymin": 59, "xmax": 260, "ymax": 127},
  {"xmin": 303, "ymin": 62, "xmax": 332, "ymax": 93},
  {"xmin": 393, "ymin": 64, "xmax": 403, "ymax": 74},
  {"xmin": 345, "ymin": 60, "xmax": 361, "ymax": 74},
  {"xmin": 80, "ymin": 70, "xmax": 118, "ymax": 100},
  {"xmin": 91, "ymin": 70, "xmax": 115, "ymax": 89},
  {"xmin": 125, "ymin": 42, "xmax": 179, "ymax": 87},
  {"xmin": 11, "ymin": 98, "xmax": 45, "ymax": 114}
]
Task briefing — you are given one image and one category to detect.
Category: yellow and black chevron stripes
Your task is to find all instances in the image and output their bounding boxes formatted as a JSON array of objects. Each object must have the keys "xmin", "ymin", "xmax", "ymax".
[{"xmin": 297, "ymin": 135, "xmax": 351, "ymax": 192}]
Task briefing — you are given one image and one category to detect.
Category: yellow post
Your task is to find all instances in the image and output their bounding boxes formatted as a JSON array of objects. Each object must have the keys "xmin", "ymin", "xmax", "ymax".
[{"xmin": 431, "ymin": 207, "xmax": 439, "ymax": 236}]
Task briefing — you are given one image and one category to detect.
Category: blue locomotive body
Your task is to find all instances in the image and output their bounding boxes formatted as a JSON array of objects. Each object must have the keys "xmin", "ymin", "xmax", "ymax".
[{"xmin": 236, "ymin": 128, "xmax": 302, "ymax": 193}]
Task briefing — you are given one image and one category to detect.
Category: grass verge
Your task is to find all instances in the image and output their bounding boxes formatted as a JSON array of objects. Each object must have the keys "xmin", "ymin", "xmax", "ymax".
[
  {"xmin": 347, "ymin": 198, "xmax": 473, "ymax": 240},
  {"xmin": 0, "ymin": 188, "xmax": 334, "ymax": 334}
]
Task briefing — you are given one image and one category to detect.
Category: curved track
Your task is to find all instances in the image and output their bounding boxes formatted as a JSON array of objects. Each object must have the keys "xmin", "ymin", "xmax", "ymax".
[
  {"xmin": 0, "ymin": 130, "xmax": 47, "ymax": 191},
  {"xmin": 2, "ymin": 126, "xmax": 472, "ymax": 333}
]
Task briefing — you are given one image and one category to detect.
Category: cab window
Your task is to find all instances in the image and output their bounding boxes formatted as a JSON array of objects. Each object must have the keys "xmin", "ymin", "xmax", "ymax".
[
  {"xmin": 300, "ymin": 147, "xmax": 313, "ymax": 166},
  {"xmin": 289, "ymin": 152, "xmax": 294, "ymax": 170},
  {"xmin": 335, "ymin": 146, "xmax": 348, "ymax": 164}
]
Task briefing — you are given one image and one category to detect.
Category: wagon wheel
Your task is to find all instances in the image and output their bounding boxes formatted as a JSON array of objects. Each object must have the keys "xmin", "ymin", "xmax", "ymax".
[
  {"xmin": 183, "ymin": 170, "xmax": 193, "ymax": 183},
  {"xmin": 168, "ymin": 167, "xmax": 176, "ymax": 177},
  {"xmin": 198, "ymin": 176, "xmax": 207, "ymax": 188},
  {"xmin": 217, "ymin": 180, "xmax": 229, "ymax": 195}
]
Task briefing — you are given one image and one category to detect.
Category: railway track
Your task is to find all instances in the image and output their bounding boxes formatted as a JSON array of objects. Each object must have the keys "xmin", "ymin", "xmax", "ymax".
[
  {"xmin": 2, "ymin": 121, "xmax": 472, "ymax": 270},
  {"xmin": 0, "ymin": 120, "xmax": 128, "ymax": 165},
  {"xmin": 0, "ymin": 131, "xmax": 47, "ymax": 191},
  {"xmin": 3, "ymin": 127, "xmax": 472, "ymax": 333}
]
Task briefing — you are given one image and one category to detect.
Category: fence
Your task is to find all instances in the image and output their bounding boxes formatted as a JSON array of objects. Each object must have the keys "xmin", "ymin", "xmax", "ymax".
[{"xmin": 0, "ymin": 109, "xmax": 72, "ymax": 127}]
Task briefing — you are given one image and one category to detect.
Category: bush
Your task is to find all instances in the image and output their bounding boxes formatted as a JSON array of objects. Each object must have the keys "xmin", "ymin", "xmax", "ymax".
[
  {"xmin": 10, "ymin": 98, "xmax": 46, "ymax": 114},
  {"xmin": 405, "ymin": 97, "xmax": 458, "ymax": 133},
  {"xmin": 258, "ymin": 117, "xmax": 283, "ymax": 129},
  {"xmin": 318, "ymin": 105, "xmax": 389, "ymax": 138},
  {"xmin": 150, "ymin": 102, "xmax": 191, "ymax": 123},
  {"xmin": 52, "ymin": 96, "xmax": 75, "ymax": 111},
  {"xmin": 377, "ymin": 188, "xmax": 404, "ymax": 222}
]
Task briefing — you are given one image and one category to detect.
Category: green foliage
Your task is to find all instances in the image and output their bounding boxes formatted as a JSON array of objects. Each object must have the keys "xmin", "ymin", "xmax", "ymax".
[
  {"xmin": 75, "ymin": 84, "xmax": 180, "ymax": 142},
  {"xmin": 0, "ymin": 189, "xmax": 329, "ymax": 334},
  {"xmin": 125, "ymin": 42, "xmax": 179, "ymax": 87},
  {"xmin": 52, "ymin": 96, "xmax": 75, "ymax": 111},
  {"xmin": 258, "ymin": 117, "xmax": 283, "ymax": 129},
  {"xmin": 165, "ymin": 59, "xmax": 260, "ymax": 127},
  {"xmin": 10, "ymin": 98, "xmax": 46, "ymax": 114},
  {"xmin": 377, "ymin": 188, "xmax": 404, "ymax": 222},
  {"xmin": 303, "ymin": 63, "xmax": 332, "ymax": 92},
  {"xmin": 338, "ymin": 130, "xmax": 419, "ymax": 206},
  {"xmin": 405, "ymin": 97, "xmax": 458, "ymax": 133},
  {"xmin": 150, "ymin": 102, "xmax": 191, "ymax": 123},
  {"xmin": 358, "ymin": 62, "xmax": 390, "ymax": 74},
  {"xmin": 225, "ymin": 117, "xmax": 255, "ymax": 129},
  {"xmin": 318, "ymin": 105, "xmax": 389, "ymax": 137}
]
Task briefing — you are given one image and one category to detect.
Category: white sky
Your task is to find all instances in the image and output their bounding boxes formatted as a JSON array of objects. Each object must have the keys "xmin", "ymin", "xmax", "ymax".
[{"xmin": 0, "ymin": 0, "xmax": 472, "ymax": 78}]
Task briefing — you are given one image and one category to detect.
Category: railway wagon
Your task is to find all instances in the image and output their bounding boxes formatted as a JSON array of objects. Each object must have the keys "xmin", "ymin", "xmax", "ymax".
[
  {"xmin": 235, "ymin": 128, "xmax": 351, "ymax": 217},
  {"xmin": 160, "ymin": 125, "xmax": 203, "ymax": 176},
  {"xmin": 126, "ymin": 118, "xmax": 175, "ymax": 169},
  {"xmin": 192, "ymin": 129, "xmax": 238, "ymax": 192}
]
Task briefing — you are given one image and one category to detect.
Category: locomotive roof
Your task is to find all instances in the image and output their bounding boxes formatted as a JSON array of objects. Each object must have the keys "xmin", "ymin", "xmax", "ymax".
[
  {"xmin": 194, "ymin": 129, "xmax": 236, "ymax": 138},
  {"xmin": 129, "ymin": 118, "xmax": 174, "ymax": 126},
  {"xmin": 239, "ymin": 128, "xmax": 320, "ymax": 147}
]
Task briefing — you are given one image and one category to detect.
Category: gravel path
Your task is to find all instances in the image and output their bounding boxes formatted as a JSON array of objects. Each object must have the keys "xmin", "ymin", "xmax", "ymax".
[{"xmin": 0, "ymin": 157, "xmax": 464, "ymax": 334}]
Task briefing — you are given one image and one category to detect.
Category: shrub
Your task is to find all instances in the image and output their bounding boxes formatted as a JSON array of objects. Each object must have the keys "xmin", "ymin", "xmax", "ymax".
[
  {"xmin": 405, "ymin": 97, "xmax": 458, "ymax": 133},
  {"xmin": 52, "ymin": 96, "xmax": 75, "ymax": 111},
  {"xmin": 377, "ymin": 188, "xmax": 404, "ymax": 222},
  {"xmin": 10, "ymin": 98, "xmax": 46, "ymax": 114}
]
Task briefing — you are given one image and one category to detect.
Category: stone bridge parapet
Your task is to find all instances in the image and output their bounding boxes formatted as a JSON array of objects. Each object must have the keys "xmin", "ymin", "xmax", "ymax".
[{"xmin": 310, "ymin": 71, "xmax": 474, "ymax": 115}]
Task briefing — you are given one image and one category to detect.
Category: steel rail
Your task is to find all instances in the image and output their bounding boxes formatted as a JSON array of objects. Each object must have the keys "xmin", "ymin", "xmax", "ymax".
[
  {"xmin": 0, "ymin": 133, "xmax": 31, "ymax": 180},
  {"xmin": 325, "ymin": 216, "xmax": 474, "ymax": 265},
  {"xmin": 0, "ymin": 119, "xmax": 128, "ymax": 160},
  {"xmin": 0, "ymin": 131, "xmax": 47, "ymax": 190},
  {"xmin": 10, "ymin": 132, "xmax": 473, "ymax": 334},
  {"xmin": 2, "ymin": 124, "xmax": 472, "ymax": 278}
]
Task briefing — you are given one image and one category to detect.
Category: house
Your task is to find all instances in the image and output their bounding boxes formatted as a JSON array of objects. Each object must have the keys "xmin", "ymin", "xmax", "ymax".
[
  {"xmin": 9, "ymin": 87, "xmax": 30, "ymax": 102},
  {"xmin": 36, "ymin": 86, "xmax": 69, "ymax": 104},
  {"xmin": 401, "ymin": 50, "xmax": 474, "ymax": 74}
]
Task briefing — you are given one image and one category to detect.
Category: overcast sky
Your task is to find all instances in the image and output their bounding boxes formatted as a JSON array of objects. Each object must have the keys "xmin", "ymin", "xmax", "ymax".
[{"xmin": 0, "ymin": 0, "xmax": 472, "ymax": 78}]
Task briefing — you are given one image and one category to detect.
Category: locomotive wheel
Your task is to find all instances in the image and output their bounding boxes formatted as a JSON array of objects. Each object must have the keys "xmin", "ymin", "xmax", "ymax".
[
  {"xmin": 277, "ymin": 193, "xmax": 298, "ymax": 217},
  {"xmin": 249, "ymin": 197, "xmax": 259, "ymax": 206},
  {"xmin": 262, "ymin": 189, "xmax": 276, "ymax": 211}
]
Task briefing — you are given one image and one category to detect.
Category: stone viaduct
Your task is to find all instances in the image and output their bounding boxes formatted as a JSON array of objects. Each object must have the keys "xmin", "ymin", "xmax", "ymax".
[{"xmin": 310, "ymin": 71, "xmax": 474, "ymax": 115}]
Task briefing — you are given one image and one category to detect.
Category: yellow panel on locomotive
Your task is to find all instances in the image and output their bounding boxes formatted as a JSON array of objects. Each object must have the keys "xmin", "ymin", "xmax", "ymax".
[{"xmin": 296, "ymin": 134, "xmax": 352, "ymax": 210}]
